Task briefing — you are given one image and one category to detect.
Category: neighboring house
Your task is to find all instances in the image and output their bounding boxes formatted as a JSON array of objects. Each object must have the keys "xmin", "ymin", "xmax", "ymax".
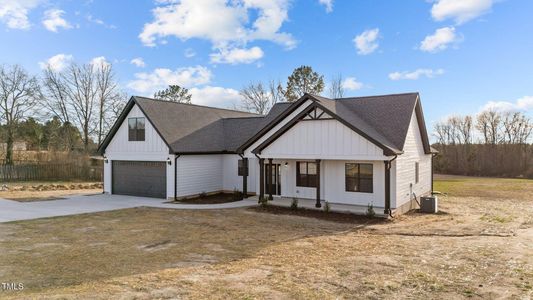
[
  {"xmin": 98, "ymin": 93, "xmax": 437, "ymax": 215},
  {"xmin": 0, "ymin": 141, "xmax": 27, "ymax": 151}
]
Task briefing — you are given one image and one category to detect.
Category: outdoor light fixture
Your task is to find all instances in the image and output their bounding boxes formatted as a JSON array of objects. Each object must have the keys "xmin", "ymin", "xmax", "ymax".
[
  {"xmin": 284, "ymin": 162, "xmax": 288, "ymax": 168},
  {"xmin": 167, "ymin": 157, "xmax": 172, "ymax": 165},
  {"xmin": 103, "ymin": 155, "xmax": 108, "ymax": 163}
]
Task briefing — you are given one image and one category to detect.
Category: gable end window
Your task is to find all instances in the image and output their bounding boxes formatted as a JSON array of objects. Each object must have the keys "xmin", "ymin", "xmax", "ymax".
[
  {"xmin": 296, "ymin": 161, "xmax": 317, "ymax": 188},
  {"xmin": 238, "ymin": 159, "xmax": 248, "ymax": 176},
  {"xmin": 345, "ymin": 163, "xmax": 373, "ymax": 193},
  {"xmin": 128, "ymin": 117, "xmax": 145, "ymax": 141},
  {"xmin": 415, "ymin": 162, "xmax": 419, "ymax": 184}
]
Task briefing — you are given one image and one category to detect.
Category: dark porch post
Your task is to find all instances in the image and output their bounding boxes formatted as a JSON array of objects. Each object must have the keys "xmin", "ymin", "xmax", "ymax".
[
  {"xmin": 259, "ymin": 158, "xmax": 265, "ymax": 201},
  {"xmin": 268, "ymin": 158, "xmax": 273, "ymax": 200},
  {"xmin": 242, "ymin": 157, "xmax": 248, "ymax": 198},
  {"xmin": 315, "ymin": 159, "xmax": 321, "ymax": 208},
  {"xmin": 384, "ymin": 161, "xmax": 391, "ymax": 215}
]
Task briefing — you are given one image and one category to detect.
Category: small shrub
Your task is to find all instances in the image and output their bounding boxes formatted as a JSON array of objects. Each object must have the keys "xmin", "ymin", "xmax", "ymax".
[
  {"xmin": 232, "ymin": 188, "xmax": 243, "ymax": 201},
  {"xmin": 366, "ymin": 202, "xmax": 375, "ymax": 218},
  {"xmin": 323, "ymin": 201, "xmax": 331, "ymax": 213},
  {"xmin": 199, "ymin": 191, "xmax": 207, "ymax": 198},
  {"xmin": 290, "ymin": 198, "xmax": 298, "ymax": 211},
  {"xmin": 258, "ymin": 196, "xmax": 268, "ymax": 207}
]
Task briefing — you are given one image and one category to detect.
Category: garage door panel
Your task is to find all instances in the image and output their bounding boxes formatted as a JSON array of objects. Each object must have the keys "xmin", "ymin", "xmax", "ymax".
[{"xmin": 112, "ymin": 161, "xmax": 166, "ymax": 198}]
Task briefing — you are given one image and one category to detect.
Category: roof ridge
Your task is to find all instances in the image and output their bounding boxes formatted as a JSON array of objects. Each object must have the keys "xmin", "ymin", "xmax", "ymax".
[
  {"xmin": 335, "ymin": 92, "xmax": 419, "ymax": 100},
  {"xmin": 133, "ymin": 96, "xmax": 258, "ymax": 115}
]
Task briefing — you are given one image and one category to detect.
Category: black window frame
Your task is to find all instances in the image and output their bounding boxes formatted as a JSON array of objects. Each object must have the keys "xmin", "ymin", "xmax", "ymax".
[
  {"xmin": 345, "ymin": 163, "xmax": 373, "ymax": 193},
  {"xmin": 128, "ymin": 117, "xmax": 145, "ymax": 141},
  {"xmin": 296, "ymin": 161, "xmax": 317, "ymax": 188},
  {"xmin": 238, "ymin": 159, "xmax": 248, "ymax": 176},
  {"xmin": 415, "ymin": 162, "xmax": 419, "ymax": 184}
]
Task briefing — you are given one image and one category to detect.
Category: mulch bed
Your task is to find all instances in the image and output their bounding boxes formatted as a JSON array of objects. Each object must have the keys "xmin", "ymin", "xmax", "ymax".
[
  {"xmin": 250, "ymin": 205, "xmax": 388, "ymax": 224},
  {"xmin": 169, "ymin": 193, "xmax": 242, "ymax": 204}
]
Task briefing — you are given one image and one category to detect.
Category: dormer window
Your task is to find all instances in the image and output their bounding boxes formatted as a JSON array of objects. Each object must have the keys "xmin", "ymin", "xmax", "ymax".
[{"xmin": 128, "ymin": 117, "xmax": 145, "ymax": 141}]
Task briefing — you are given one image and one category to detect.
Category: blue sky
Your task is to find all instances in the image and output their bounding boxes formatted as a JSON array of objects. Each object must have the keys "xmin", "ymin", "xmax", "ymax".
[{"xmin": 0, "ymin": 0, "xmax": 532, "ymax": 128}]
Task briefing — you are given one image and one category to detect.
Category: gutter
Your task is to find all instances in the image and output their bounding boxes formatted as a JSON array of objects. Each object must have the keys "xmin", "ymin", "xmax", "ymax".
[
  {"xmin": 174, "ymin": 155, "xmax": 180, "ymax": 201},
  {"xmin": 384, "ymin": 155, "xmax": 398, "ymax": 218}
]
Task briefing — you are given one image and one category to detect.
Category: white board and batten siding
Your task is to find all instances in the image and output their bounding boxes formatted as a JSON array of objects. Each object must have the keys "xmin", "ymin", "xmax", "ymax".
[
  {"xmin": 103, "ymin": 104, "xmax": 175, "ymax": 198},
  {"xmin": 394, "ymin": 112, "xmax": 432, "ymax": 208}
]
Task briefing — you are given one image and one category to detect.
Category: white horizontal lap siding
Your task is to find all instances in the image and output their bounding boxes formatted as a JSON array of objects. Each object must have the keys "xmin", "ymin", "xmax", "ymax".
[
  {"xmin": 394, "ymin": 112, "xmax": 432, "ymax": 208},
  {"xmin": 103, "ymin": 104, "xmax": 172, "ymax": 197},
  {"xmin": 260, "ymin": 119, "xmax": 385, "ymax": 160},
  {"xmin": 176, "ymin": 155, "xmax": 223, "ymax": 197}
]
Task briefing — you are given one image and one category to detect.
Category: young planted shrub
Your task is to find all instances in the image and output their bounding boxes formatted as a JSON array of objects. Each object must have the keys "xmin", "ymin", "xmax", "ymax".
[
  {"xmin": 199, "ymin": 191, "xmax": 207, "ymax": 199},
  {"xmin": 323, "ymin": 201, "xmax": 331, "ymax": 213},
  {"xmin": 366, "ymin": 202, "xmax": 376, "ymax": 218},
  {"xmin": 290, "ymin": 198, "xmax": 298, "ymax": 211},
  {"xmin": 233, "ymin": 188, "xmax": 243, "ymax": 201}
]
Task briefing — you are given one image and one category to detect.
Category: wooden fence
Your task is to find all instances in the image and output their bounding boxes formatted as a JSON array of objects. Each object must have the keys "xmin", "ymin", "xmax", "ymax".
[{"xmin": 0, "ymin": 163, "xmax": 103, "ymax": 182}]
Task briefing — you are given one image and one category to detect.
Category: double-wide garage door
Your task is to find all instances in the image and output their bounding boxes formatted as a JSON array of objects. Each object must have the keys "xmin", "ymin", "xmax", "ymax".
[{"xmin": 112, "ymin": 161, "xmax": 166, "ymax": 198}]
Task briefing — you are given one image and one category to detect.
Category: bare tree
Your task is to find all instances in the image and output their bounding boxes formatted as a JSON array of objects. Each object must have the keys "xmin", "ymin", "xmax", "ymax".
[
  {"xmin": 62, "ymin": 63, "xmax": 98, "ymax": 152},
  {"xmin": 476, "ymin": 110, "xmax": 502, "ymax": 145},
  {"xmin": 240, "ymin": 81, "xmax": 284, "ymax": 115},
  {"xmin": 269, "ymin": 80, "xmax": 285, "ymax": 104},
  {"xmin": 42, "ymin": 67, "xmax": 70, "ymax": 123},
  {"xmin": 95, "ymin": 63, "xmax": 123, "ymax": 145},
  {"xmin": 457, "ymin": 115, "xmax": 473, "ymax": 144},
  {"xmin": 328, "ymin": 73, "xmax": 344, "ymax": 99},
  {"xmin": 0, "ymin": 65, "xmax": 42, "ymax": 164}
]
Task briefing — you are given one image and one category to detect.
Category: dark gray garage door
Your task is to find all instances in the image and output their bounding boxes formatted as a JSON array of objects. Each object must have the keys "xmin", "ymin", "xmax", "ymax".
[{"xmin": 112, "ymin": 161, "xmax": 166, "ymax": 198}]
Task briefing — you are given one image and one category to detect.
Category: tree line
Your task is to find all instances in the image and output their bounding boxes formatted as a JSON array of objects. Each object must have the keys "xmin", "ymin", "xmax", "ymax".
[
  {"xmin": 0, "ymin": 63, "xmax": 125, "ymax": 165},
  {"xmin": 433, "ymin": 110, "xmax": 533, "ymax": 178}
]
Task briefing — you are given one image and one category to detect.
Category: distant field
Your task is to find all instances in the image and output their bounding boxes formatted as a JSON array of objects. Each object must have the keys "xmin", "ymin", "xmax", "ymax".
[{"xmin": 0, "ymin": 176, "xmax": 532, "ymax": 299}]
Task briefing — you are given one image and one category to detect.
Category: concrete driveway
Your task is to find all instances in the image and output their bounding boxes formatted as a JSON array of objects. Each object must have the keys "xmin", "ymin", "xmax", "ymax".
[{"xmin": 0, "ymin": 193, "xmax": 257, "ymax": 223}]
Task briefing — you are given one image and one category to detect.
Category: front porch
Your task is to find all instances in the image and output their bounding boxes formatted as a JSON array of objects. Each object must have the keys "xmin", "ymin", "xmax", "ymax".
[
  {"xmin": 247, "ymin": 157, "xmax": 392, "ymax": 216},
  {"xmin": 249, "ymin": 195, "xmax": 389, "ymax": 218}
]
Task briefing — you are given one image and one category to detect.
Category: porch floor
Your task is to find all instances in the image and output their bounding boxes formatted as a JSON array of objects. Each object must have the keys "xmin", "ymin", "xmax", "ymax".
[{"xmin": 248, "ymin": 196, "xmax": 389, "ymax": 218}]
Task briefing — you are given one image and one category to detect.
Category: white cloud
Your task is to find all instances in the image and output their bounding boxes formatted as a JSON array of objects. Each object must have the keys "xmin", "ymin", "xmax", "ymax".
[
  {"xmin": 86, "ymin": 14, "xmax": 116, "ymax": 29},
  {"xmin": 130, "ymin": 57, "xmax": 146, "ymax": 68},
  {"xmin": 342, "ymin": 77, "xmax": 363, "ymax": 90},
  {"xmin": 39, "ymin": 53, "xmax": 73, "ymax": 71},
  {"xmin": 319, "ymin": 0, "xmax": 333, "ymax": 13},
  {"xmin": 184, "ymin": 48, "xmax": 196, "ymax": 58},
  {"xmin": 0, "ymin": 0, "xmax": 44, "ymax": 29},
  {"xmin": 420, "ymin": 26, "xmax": 459, "ymax": 53},
  {"xmin": 42, "ymin": 9, "xmax": 72, "ymax": 32},
  {"xmin": 127, "ymin": 66, "xmax": 212, "ymax": 95},
  {"xmin": 210, "ymin": 46, "xmax": 264, "ymax": 64},
  {"xmin": 139, "ymin": 0, "xmax": 296, "ymax": 62},
  {"xmin": 353, "ymin": 28, "xmax": 380, "ymax": 55},
  {"xmin": 189, "ymin": 86, "xmax": 242, "ymax": 108},
  {"xmin": 431, "ymin": 0, "xmax": 493, "ymax": 24},
  {"xmin": 90, "ymin": 56, "xmax": 111, "ymax": 68},
  {"xmin": 482, "ymin": 96, "xmax": 533, "ymax": 113},
  {"xmin": 388, "ymin": 68, "xmax": 445, "ymax": 80}
]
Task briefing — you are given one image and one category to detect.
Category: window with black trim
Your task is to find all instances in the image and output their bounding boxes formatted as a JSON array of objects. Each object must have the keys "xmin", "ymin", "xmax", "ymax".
[
  {"xmin": 296, "ymin": 161, "xmax": 317, "ymax": 188},
  {"xmin": 128, "ymin": 117, "xmax": 145, "ymax": 141},
  {"xmin": 345, "ymin": 163, "xmax": 373, "ymax": 193},
  {"xmin": 415, "ymin": 162, "xmax": 419, "ymax": 184},
  {"xmin": 238, "ymin": 159, "xmax": 248, "ymax": 176}
]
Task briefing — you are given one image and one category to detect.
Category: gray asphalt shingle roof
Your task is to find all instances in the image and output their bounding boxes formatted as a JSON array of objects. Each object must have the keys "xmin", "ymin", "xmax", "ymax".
[{"xmin": 100, "ymin": 93, "xmax": 428, "ymax": 156}]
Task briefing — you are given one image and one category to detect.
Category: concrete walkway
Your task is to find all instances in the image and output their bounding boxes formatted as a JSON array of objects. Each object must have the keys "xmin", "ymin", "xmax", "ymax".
[{"xmin": 0, "ymin": 193, "xmax": 258, "ymax": 223}]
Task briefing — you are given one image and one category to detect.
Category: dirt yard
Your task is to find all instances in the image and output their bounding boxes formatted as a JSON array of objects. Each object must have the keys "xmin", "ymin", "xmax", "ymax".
[
  {"xmin": 0, "ymin": 181, "xmax": 102, "ymax": 201},
  {"xmin": 0, "ymin": 175, "xmax": 532, "ymax": 299}
]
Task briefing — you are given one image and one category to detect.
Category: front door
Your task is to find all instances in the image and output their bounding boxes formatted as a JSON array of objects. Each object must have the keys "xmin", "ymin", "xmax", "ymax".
[{"xmin": 264, "ymin": 164, "xmax": 281, "ymax": 195}]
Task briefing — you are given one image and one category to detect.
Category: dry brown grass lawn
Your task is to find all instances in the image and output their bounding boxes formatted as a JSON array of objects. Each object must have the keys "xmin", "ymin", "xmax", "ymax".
[
  {"xmin": 0, "ymin": 189, "xmax": 102, "ymax": 201},
  {"xmin": 0, "ymin": 175, "xmax": 532, "ymax": 299}
]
